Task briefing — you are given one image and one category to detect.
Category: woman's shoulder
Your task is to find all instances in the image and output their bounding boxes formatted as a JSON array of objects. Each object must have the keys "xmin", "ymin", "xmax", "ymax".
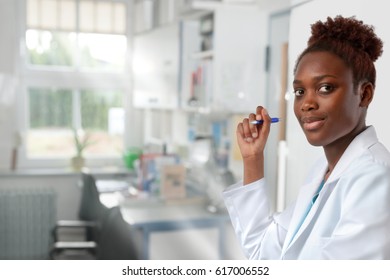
[
  {"xmin": 346, "ymin": 142, "xmax": 390, "ymax": 181},
  {"xmin": 348, "ymin": 126, "xmax": 390, "ymax": 170},
  {"xmin": 367, "ymin": 141, "xmax": 390, "ymax": 166}
]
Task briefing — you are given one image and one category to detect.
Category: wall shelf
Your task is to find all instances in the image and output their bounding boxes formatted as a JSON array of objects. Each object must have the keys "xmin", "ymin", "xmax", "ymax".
[{"xmin": 191, "ymin": 50, "xmax": 214, "ymax": 60}]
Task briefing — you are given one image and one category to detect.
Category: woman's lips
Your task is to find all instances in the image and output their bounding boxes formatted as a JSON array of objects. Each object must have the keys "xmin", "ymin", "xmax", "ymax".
[{"xmin": 301, "ymin": 116, "xmax": 326, "ymax": 131}]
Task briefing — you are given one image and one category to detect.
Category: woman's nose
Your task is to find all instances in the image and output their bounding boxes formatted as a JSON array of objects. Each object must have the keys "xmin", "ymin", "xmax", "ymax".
[{"xmin": 301, "ymin": 92, "xmax": 318, "ymax": 111}]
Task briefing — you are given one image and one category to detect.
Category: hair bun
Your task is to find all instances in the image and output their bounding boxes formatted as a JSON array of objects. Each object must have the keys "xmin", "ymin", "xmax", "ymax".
[{"xmin": 308, "ymin": 15, "xmax": 383, "ymax": 62}]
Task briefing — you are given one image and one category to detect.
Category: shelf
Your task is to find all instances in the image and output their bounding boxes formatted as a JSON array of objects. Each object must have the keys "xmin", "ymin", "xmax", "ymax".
[
  {"xmin": 0, "ymin": 167, "xmax": 134, "ymax": 177},
  {"xmin": 191, "ymin": 50, "xmax": 214, "ymax": 60},
  {"xmin": 182, "ymin": 106, "xmax": 211, "ymax": 114}
]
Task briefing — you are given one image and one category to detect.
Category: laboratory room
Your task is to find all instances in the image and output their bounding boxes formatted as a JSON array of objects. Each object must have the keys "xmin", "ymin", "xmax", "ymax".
[{"xmin": 0, "ymin": 0, "xmax": 390, "ymax": 261}]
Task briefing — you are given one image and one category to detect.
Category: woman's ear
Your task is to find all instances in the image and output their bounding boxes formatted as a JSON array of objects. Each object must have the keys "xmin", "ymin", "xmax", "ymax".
[{"xmin": 359, "ymin": 82, "xmax": 374, "ymax": 108}]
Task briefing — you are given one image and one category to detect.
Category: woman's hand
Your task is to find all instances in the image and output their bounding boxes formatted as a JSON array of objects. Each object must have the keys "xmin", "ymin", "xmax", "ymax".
[{"xmin": 236, "ymin": 106, "xmax": 271, "ymax": 184}]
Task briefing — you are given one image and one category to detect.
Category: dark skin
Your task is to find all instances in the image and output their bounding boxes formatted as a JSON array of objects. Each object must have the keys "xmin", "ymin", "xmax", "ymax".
[{"xmin": 237, "ymin": 50, "xmax": 374, "ymax": 184}]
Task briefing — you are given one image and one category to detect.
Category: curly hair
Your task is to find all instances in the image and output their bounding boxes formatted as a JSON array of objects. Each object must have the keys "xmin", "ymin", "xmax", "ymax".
[{"xmin": 294, "ymin": 15, "xmax": 383, "ymax": 88}]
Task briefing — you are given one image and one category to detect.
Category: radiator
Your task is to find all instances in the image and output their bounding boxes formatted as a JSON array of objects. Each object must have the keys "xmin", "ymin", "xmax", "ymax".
[{"xmin": 0, "ymin": 187, "xmax": 57, "ymax": 259}]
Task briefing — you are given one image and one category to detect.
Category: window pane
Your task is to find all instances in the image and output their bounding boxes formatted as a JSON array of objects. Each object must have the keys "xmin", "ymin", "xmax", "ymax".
[
  {"xmin": 24, "ymin": 0, "xmax": 128, "ymax": 162},
  {"xmin": 26, "ymin": 88, "xmax": 125, "ymax": 158},
  {"xmin": 27, "ymin": 129, "xmax": 74, "ymax": 158},
  {"xmin": 78, "ymin": 33, "xmax": 127, "ymax": 71},
  {"xmin": 27, "ymin": 87, "xmax": 73, "ymax": 158},
  {"xmin": 80, "ymin": 89, "xmax": 124, "ymax": 157},
  {"xmin": 29, "ymin": 88, "xmax": 72, "ymax": 128},
  {"xmin": 26, "ymin": 30, "xmax": 75, "ymax": 67}
]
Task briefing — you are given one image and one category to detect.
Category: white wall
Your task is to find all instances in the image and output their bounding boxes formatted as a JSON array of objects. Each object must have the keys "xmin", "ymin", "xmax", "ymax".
[
  {"xmin": 0, "ymin": 0, "xmax": 19, "ymax": 170},
  {"xmin": 0, "ymin": 0, "xmax": 17, "ymax": 74},
  {"xmin": 285, "ymin": 0, "xmax": 390, "ymax": 206},
  {"xmin": 6, "ymin": 0, "xmax": 390, "ymax": 259}
]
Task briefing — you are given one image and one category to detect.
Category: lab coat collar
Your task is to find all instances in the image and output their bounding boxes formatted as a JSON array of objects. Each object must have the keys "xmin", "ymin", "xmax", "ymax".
[
  {"xmin": 281, "ymin": 126, "xmax": 379, "ymax": 257},
  {"xmin": 326, "ymin": 126, "xmax": 378, "ymax": 184}
]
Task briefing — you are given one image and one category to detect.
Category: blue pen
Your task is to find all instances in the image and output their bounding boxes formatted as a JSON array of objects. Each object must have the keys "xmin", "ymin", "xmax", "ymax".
[{"xmin": 250, "ymin": 117, "xmax": 280, "ymax": 125}]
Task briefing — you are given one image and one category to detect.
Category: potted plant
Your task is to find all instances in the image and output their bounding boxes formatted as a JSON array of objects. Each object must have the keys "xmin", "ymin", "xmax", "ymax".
[{"xmin": 71, "ymin": 129, "xmax": 93, "ymax": 172}]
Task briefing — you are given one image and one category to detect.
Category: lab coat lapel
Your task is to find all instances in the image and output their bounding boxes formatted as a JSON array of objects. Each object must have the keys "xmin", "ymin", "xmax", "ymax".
[
  {"xmin": 282, "ymin": 150, "xmax": 363, "ymax": 254},
  {"xmin": 282, "ymin": 180, "xmax": 335, "ymax": 259},
  {"xmin": 281, "ymin": 171, "xmax": 325, "ymax": 254}
]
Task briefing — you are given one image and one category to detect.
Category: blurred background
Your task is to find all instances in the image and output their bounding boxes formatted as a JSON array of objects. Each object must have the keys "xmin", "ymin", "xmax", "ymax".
[{"xmin": 1, "ymin": 0, "xmax": 390, "ymax": 260}]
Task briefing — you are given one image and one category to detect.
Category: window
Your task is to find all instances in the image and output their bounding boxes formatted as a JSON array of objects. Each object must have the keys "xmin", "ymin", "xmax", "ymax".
[
  {"xmin": 27, "ymin": 87, "xmax": 124, "ymax": 158},
  {"xmin": 21, "ymin": 0, "xmax": 129, "ymax": 167}
]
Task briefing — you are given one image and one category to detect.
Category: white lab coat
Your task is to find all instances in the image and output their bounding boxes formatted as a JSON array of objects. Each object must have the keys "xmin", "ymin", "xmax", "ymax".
[{"xmin": 223, "ymin": 126, "xmax": 390, "ymax": 259}]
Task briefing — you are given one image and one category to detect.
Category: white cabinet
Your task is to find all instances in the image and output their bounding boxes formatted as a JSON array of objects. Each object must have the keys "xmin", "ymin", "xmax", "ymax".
[
  {"xmin": 132, "ymin": 4, "xmax": 268, "ymax": 112},
  {"xmin": 180, "ymin": 5, "xmax": 268, "ymax": 113},
  {"xmin": 132, "ymin": 24, "xmax": 180, "ymax": 109}
]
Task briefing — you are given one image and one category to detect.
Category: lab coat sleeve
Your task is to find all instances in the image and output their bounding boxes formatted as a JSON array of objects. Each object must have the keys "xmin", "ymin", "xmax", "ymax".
[
  {"xmin": 321, "ymin": 163, "xmax": 390, "ymax": 259},
  {"xmin": 223, "ymin": 179, "xmax": 292, "ymax": 259}
]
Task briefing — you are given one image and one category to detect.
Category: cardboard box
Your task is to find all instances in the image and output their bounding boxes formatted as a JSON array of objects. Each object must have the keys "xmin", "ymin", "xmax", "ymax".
[{"xmin": 160, "ymin": 164, "xmax": 186, "ymax": 200}]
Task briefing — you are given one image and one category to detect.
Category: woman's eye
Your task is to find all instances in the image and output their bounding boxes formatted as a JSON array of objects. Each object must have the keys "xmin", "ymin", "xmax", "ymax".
[
  {"xmin": 318, "ymin": 84, "xmax": 333, "ymax": 93},
  {"xmin": 293, "ymin": 89, "xmax": 304, "ymax": 97}
]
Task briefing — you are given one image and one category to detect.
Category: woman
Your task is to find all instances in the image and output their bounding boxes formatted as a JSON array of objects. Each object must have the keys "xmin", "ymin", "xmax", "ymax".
[{"xmin": 223, "ymin": 15, "xmax": 390, "ymax": 259}]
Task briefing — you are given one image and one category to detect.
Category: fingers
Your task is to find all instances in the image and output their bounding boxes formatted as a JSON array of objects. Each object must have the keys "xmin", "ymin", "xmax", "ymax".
[
  {"xmin": 257, "ymin": 107, "xmax": 271, "ymax": 138},
  {"xmin": 243, "ymin": 117, "xmax": 255, "ymax": 142},
  {"xmin": 237, "ymin": 106, "xmax": 271, "ymax": 143},
  {"xmin": 237, "ymin": 119, "xmax": 255, "ymax": 143},
  {"xmin": 248, "ymin": 113, "xmax": 257, "ymax": 139},
  {"xmin": 255, "ymin": 106, "xmax": 263, "ymax": 121},
  {"xmin": 240, "ymin": 113, "xmax": 258, "ymax": 142}
]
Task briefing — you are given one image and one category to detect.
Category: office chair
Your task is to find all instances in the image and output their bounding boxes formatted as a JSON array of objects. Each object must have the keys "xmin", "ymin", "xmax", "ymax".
[
  {"xmin": 51, "ymin": 172, "xmax": 138, "ymax": 259},
  {"xmin": 97, "ymin": 206, "xmax": 139, "ymax": 260},
  {"xmin": 50, "ymin": 172, "xmax": 109, "ymax": 259}
]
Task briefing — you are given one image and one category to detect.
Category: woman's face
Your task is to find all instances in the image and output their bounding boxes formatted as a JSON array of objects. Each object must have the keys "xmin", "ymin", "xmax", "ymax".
[{"xmin": 293, "ymin": 51, "xmax": 366, "ymax": 148}]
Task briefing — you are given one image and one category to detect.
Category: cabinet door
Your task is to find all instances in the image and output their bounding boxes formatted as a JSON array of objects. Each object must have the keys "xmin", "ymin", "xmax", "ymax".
[
  {"xmin": 179, "ymin": 6, "xmax": 267, "ymax": 113},
  {"xmin": 179, "ymin": 17, "xmax": 213, "ymax": 110},
  {"xmin": 212, "ymin": 6, "xmax": 266, "ymax": 113},
  {"xmin": 133, "ymin": 24, "xmax": 179, "ymax": 109}
]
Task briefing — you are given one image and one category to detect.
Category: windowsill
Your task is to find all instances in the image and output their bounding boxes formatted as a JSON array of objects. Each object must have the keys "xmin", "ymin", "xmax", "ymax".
[{"xmin": 0, "ymin": 166, "xmax": 135, "ymax": 177}]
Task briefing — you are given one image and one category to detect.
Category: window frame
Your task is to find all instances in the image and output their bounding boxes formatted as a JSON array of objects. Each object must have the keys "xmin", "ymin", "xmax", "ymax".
[{"xmin": 17, "ymin": 0, "xmax": 132, "ymax": 169}]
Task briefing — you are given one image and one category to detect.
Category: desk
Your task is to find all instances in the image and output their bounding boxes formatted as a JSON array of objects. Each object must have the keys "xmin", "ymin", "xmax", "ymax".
[
  {"xmin": 121, "ymin": 203, "xmax": 229, "ymax": 259},
  {"xmin": 100, "ymin": 192, "xmax": 230, "ymax": 260}
]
